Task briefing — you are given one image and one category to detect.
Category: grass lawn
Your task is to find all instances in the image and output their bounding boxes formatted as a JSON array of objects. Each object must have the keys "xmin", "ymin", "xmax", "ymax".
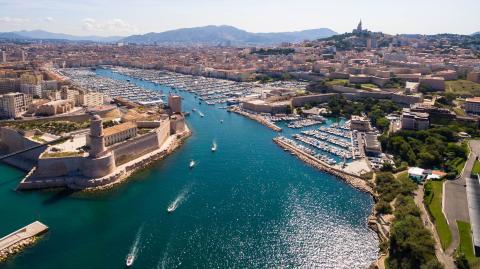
[
  {"xmin": 472, "ymin": 160, "xmax": 480, "ymax": 176},
  {"xmin": 361, "ymin": 83, "xmax": 379, "ymax": 90},
  {"xmin": 325, "ymin": 79, "xmax": 349, "ymax": 87},
  {"xmin": 424, "ymin": 180, "xmax": 452, "ymax": 250},
  {"xmin": 42, "ymin": 151, "xmax": 80, "ymax": 158},
  {"xmin": 454, "ymin": 158, "xmax": 467, "ymax": 175},
  {"xmin": 446, "ymin": 80, "xmax": 480, "ymax": 96},
  {"xmin": 457, "ymin": 221, "xmax": 475, "ymax": 260},
  {"xmin": 453, "ymin": 107, "xmax": 466, "ymax": 116}
]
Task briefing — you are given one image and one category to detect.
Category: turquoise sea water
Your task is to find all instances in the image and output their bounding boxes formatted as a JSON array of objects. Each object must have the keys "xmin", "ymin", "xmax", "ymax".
[{"xmin": 0, "ymin": 69, "xmax": 378, "ymax": 269}]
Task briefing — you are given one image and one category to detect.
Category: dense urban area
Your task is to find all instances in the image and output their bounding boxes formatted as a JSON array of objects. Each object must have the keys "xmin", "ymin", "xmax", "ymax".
[{"xmin": 1, "ymin": 21, "xmax": 480, "ymax": 269}]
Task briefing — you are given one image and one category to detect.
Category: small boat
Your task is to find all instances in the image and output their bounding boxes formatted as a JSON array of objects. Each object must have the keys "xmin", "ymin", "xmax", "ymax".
[
  {"xmin": 192, "ymin": 108, "xmax": 196, "ymax": 112},
  {"xmin": 126, "ymin": 79, "xmax": 131, "ymax": 82},
  {"xmin": 220, "ymin": 120, "xmax": 224, "ymax": 123},
  {"xmin": 189, "ymin": 160, "xmax": 196, "ymax": 169},
  {"xmin": 126, "ymin": 254, "xmax": 134, "ymax": 267},
  {"xmin": 211, "ymin": 142, "xmax": 217, "ymax": 152},
  {"xmin": 167, "ymin": 204, "xmax": 175, "ymax": 214}
]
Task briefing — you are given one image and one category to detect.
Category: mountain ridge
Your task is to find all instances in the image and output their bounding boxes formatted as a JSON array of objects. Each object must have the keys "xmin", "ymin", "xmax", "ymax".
[{"xmin": 121, "ymin": 25, "xmax": 338, "ymax": 45}]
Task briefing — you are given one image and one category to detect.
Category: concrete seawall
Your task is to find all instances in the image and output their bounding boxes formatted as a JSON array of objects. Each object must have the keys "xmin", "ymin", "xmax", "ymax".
[{"xmin": 0, "ymin": 221, "xmax": 49, "ymax": 262}]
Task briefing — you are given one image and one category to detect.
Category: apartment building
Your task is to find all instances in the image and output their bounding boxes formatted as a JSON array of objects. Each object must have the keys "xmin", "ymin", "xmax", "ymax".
[
  {"xmin": 0, "ymin": 92, "xmax": 32, "ymax": 118},
  {"xmin": 401, "ymin": 108, "xmax": 429, "ymax": 130}
]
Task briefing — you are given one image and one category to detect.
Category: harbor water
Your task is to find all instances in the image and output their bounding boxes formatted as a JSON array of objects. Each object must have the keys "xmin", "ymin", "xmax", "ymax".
[{"xmin": 0, "ymin": 69, "xmax": 378, "ymax": 269}]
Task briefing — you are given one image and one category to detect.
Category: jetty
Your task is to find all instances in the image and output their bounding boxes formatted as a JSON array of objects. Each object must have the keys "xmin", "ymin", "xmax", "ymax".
[
  {"xmin": 229, "ymin": 107, "xmax": 282, "ymax": 132},
  {"xmin": 0, "ymin": 221, "xmax": 49, "ymax": 262},
  {"xmin": 273, "ymin": 137, "xmax": 373, "ymax": 194}
]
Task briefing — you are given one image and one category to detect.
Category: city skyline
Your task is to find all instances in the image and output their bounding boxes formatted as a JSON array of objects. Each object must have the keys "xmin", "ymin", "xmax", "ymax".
[{"xmin": 0, "ymin": 0, "xmax": 479, "ymax": 37}]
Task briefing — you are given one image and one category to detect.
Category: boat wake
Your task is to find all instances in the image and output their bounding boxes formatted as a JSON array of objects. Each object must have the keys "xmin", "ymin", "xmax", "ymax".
[
  {"xmin": 126, "ymin": 223, "xmax": 144, "ymax": 266},
  {"xmin": 167, "ymin": 185, "xmax": 192, "ymax": 214},
  {"xmin": 156, "ymin": 243, "xmax": 171, "ymax": 269}
]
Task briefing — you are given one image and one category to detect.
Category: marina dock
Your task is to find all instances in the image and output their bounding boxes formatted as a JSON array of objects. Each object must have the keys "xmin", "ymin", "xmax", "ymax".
[
  {"xmin": 273, "ymin": 137, "xmax": 373, "ymax": 195},
  {"xmin": 0, "ymin": 221, "xmax": 49, "ymax": 261}
]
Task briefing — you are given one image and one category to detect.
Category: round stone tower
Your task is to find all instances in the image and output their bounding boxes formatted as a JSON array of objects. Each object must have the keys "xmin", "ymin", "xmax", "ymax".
[{"xmin": 89, "ymin": 114, "xmax": 106, "ymax": 158}]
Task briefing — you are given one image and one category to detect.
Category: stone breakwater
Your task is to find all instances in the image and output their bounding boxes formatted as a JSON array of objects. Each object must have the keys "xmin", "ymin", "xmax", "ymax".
[
  {"xmin": 0, "ymin": 221, "xmax": 49, "ymax": 262},
  {"xmin": 0, "ymin": 237, "xmax": 38, "ymax": 262},
  {"xmin": 229, "ymin": 107, "xmax": 282, "ymax": 132}
]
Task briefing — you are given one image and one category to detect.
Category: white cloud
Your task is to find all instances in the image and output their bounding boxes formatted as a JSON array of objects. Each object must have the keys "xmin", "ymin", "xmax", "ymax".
[
  {"xmin": 44, "ymin": 16, "xmax": 54, "ymax": 22},
  {"xmin": 82, "ymin": 18, "xmax": 138, "ymax": 35},
  {"xmin": 0, "ymin": 17, "xmax": 29, "ymax": 23}
]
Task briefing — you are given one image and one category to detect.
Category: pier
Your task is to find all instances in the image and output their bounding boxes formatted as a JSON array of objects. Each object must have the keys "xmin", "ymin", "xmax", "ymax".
[{"xmin": 0, "ymin": 221, "xmax": 49, "ymax": 261}]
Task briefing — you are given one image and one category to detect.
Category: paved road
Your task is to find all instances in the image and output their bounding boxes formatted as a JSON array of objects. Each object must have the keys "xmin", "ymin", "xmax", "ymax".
[{"xmin": 444, "ymin": 140, "xmax": 480, "ymax": 255}]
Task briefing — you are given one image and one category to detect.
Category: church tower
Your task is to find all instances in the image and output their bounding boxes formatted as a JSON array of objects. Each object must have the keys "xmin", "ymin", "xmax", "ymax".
[{"xmin": 357, "ymin": 20, "xmax": 363, "ymax": 32}]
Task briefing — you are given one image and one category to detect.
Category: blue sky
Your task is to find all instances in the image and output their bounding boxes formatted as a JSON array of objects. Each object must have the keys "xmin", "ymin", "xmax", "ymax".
[{"xmin": 0, "ymin": 0, "xmax": 479, "ymax": 36}]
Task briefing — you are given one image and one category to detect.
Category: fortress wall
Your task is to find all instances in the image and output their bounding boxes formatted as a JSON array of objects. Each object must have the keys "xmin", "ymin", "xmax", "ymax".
[
  {"xmin": 331, "ymin": 85, "xmax": 360, "ymax": 93},
  {"xmin": 110, "ymin": 132, "xmax": 160, "ymax": 165},
  {"xmin": 137, "ymin": 121, "xmax": 161, "ymax": 128},
  {"xmin": 82, "ymin": 152, "xmax": 116, "ymax": 178},
  {"xmin": 34, "ymin": 156, "xmax": 84, "ymax": 178},
  {"xmin": 291, "ymin": 93, "xmax": 337, "ymax": 107},
  {"xmin": 0, "ymin": 127, "xmax": 46, "ymax": 161},
  {"xmin": 343, "ymin": 91, "xmax": 392, "ymax": 101}
]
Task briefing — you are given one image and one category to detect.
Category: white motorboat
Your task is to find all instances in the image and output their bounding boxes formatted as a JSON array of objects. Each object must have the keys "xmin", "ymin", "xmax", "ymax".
[
  {"xmin": 211, "ymin": 142, "xmax": 217, "ymax": 152},
  {"xmin": 189, "ymin": 160, "xmax": 196, "ymax": 169},
  {"xmin": 126, "ymin": 254, "xmax": 134, "ymax": 267}
]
